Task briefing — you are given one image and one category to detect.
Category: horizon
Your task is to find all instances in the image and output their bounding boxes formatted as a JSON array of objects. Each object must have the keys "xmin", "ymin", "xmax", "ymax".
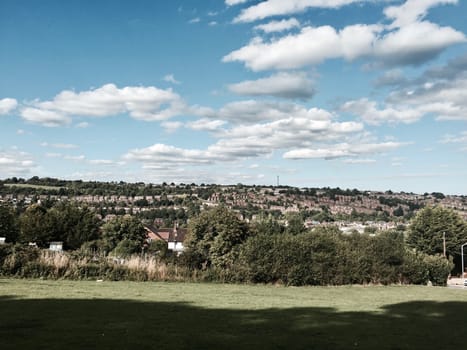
[
  {"xmin": 1, "ymin": 1, "xmax": 466, "ymax": 195},
  {"xmin": 1, "ymin": 175, "xmax": 462, "ymax": 197}
]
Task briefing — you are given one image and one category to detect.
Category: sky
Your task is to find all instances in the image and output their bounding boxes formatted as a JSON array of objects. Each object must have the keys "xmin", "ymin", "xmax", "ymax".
[{"xmin": 1, "ymin": 0, "xmax": 466, "ymax": 194}]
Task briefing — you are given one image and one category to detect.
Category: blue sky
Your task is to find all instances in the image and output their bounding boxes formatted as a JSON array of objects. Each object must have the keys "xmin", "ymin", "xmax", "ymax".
[{"xmin": 1, "ymin": 0, "xmax": 466, "ymax": 194}]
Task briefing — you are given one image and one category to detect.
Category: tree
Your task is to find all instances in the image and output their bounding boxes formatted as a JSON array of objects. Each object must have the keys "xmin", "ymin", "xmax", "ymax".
[
  {"xmin": 101, "ymin": 215, "xmax": 146, "ymax": 254},
  {"xmin": 285, "ymin": 213, "xmax": 306, "ymax": 235},
  {"xmin": 0, "ymin": 203, "xmax": 19, "ymax": 243},
  {"xmin": 407, "ymin": 206, "xmax": 467, "ymax": 272},
  {"xmin": 45, "ymin": 202, "xmax": 101, "ymax": 250},
  {"xmin": 19, "ymin": 204, "xmax": 50, "ymax": 247},
  {"xmin": 184, "ymin": 206, "xmax": 250, "ymax": 269}
]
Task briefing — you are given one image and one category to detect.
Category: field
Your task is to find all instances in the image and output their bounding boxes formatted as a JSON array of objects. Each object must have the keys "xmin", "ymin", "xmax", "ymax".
[{"xmin": 1, "ymin": 279, "xmax": 467, "ymax": 349}]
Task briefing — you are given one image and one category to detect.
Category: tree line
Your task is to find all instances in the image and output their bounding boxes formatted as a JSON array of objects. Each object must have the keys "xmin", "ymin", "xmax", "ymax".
[{"xmin": 1, "ymin": 202, "xmax": 466, "ymax": 286}]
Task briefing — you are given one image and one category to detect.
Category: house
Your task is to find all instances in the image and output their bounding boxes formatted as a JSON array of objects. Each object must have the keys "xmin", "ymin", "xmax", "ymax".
[
  {"xmin": 168, "ymin": 225, "xmax": 187, "ymax": 253},
  {"xmin": 0, "ymin": 237, "xmax": 5, "ymax": 245},
  {"xmin": 145, "ymin": 224, "xmax": 187, "ymax": 253},
  {"xmin": 49, "ymin": 241, "xmax": 63, "ymax": 252}
]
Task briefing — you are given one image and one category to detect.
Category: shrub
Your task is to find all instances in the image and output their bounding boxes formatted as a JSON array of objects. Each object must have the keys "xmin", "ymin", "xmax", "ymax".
[{"xmin": 424, "ymin": 254, "xmax": 453, "ymax": 286}]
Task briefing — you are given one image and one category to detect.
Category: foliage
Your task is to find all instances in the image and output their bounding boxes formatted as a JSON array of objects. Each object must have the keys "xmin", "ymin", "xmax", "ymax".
[
  {"xmin": 18, "ymin": 202, "xmax": 100, "ymax": 250},
  {"xmin": 407, "ymin": 206, "xmax": 467, "ymax": 272},
  {"xmin": 101, "ymin": 215, "xmax": 146, "ymax": 254},
  {"xmin": 18, "ymin": 204, "xmax": 50, "ymax": 247},
  {"xmin": 183, "ymin": 206, "xmax": 250, "ymax": 269},
  {"xmin": 0, "ymin": 203, "xmax": 19, "ymax": 243},
  {"xmin": 424, "ymin": 254, "xmax": 454, "ymax": 286}
]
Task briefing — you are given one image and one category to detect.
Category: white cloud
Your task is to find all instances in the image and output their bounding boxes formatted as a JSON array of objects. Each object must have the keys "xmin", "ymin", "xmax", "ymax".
[
  {"xmin": 341, "ymin": 98, "xmax": 423, "ymax": 125},
  {"xmin": 254, "ymin": 18, "xmax": 300, "ymax": 33},
  {"xmin": 163, "ymin": 74, "xmax": 181, "ymax": 84},
  {"xmin": 384, "ymin": 0, "xmax": 458, "ymax": 29},
  {"xmin": 441, "ymin": 131, "xmax": 467, "ymax": 144},
  {"xmin": 64, "ymin": 155, "xmax": 86, "ymax": 161},
  {"xmin": 234, "ymin": 0, "xmax": 363, "ymax": 23},
  {"xmin": 20, "ymin": 107, "xmax": 71, "ymax": 127},
  {"xmin": 226, "ymin": 0, "xmax": 249, "ymax": 5},
  {"xmin": 0, "ymin": 98, "xmax": 18, "ymax": 115},
  {"xmin": 223, "ymin": 24, "xmax": 380, "ymax": 70},
  {"xmin": 199, "ymin": 100, "xmax": 333, "ymax": 124},
  {"xmin": 0, "ymin": 149, "xmax": 35, "ymax": 176},
  {"xmin": 228, "ymin": 71, "xmax": 315, "ymax": 99},
  {"xmin": 123, "ymin": 108, "xmax": 371, "ymax": 170},
  {"xmin": 40, "ymin": 142, "xmax": 79, "ymax": 149},
  {"xmin": 225, "ymin": 1, "xmax": 465, "ymax": 70},
  {"xmin": 20, "ymin": 84, "xmax": 186, "ymax": 126},
  {"xmin": 88, "ymin": 159, "xmax": 122, "ymax": 166},
  {"xmin": 373, "ymin": 69, "xmax": 407, "ymax": 87},
  {"xmin": 343, "ymin": 158, "xmax": 376, "ymax": 164},
  {"xmin": 283, "ymin": 142, "xmax": 406, "ymax": 159},
  {"xmin": 124, "ymin": 144, "xmax": 223, "ymax": 166},
  {"xmin": 161, "ymin": 121, "xmax": 183, "ymax": 133},
  {"xmin": 374, "ymin": 21, "xmax": 466, "ymax": 66},
  {"xmin": 386, "ymin": 55, "xmax": 467, "ymax": 121},
  {"xmin": 186, "ymin": 118, "xmax": 227, "ymax": 132},
  {"xmin": 189, "ymin": 17, "xmax": 200, "ymax": 24}
]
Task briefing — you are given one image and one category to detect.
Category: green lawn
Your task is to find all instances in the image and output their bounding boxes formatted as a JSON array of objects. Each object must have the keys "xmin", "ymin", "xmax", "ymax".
[{"xmin": 1, "ymin": 279, "xmax": 467, "ymax": 350}]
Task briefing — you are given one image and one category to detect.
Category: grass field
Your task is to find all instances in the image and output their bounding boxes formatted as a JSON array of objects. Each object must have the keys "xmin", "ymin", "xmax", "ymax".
[{"xmin": 1, "ymin": 279, "xmax": 467, "ymax": 349}]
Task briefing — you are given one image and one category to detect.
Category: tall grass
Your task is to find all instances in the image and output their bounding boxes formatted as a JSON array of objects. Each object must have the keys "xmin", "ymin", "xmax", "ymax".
[{"xmin": 0, "ymin": 245, "xmax": 206, "ymax": 282}]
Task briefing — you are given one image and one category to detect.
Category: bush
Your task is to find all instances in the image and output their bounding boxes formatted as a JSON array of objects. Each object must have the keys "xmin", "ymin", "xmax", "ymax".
[{"xmin": 424, "ymin": 254, "xmax": 453, "ymax": 286}]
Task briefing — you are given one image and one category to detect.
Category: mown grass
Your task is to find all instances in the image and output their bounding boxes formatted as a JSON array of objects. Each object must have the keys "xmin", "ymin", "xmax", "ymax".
[{"xmin": 1, "ymin": 279, "xmax": 467, "ymax": 349}]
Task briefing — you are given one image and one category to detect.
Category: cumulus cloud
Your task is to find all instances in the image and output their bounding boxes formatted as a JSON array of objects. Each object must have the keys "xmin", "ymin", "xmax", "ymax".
[
  {"xmin": 0, "ymin": 98, "xmax": 18, "ymax": 115},
  {"xmin": 19, "ymin": 84, "xmax": 186, "ymax": 126},
  {"xmin": 386, "ymin": 55, "xmax": 467, "ymax": 121},
  {"xmin": 0, "ymin": 149, "xmax": 35, "ymax": 176},
  {"xmin": 234, "ymin": 0, "xmax": 363, "ymax": 23},
  {"xmin": 223, "ymin": 25, "xmax": 380, "ymax": 70},
  {"xmin": 283, "ymin": 142, "xmax": 406, "ymax": 159},
  {"xmin": 20, "ymin": 108, "xmax": 71, "ymax": 127},
  {"xmin": 161, "ymin": 121, "xmax": 183, "ymax": 133},
  {"xmin": 254, "ymin": 18, "xmax": 300, "ymax": 33},
  {"xmin": 197, "ymin": 100, "xmax": 333, "ymax": 124},
  {"xmin": 384, "ymin": 0, "xmax": 458, "ymax": 29},
  {"xmin": 373, "ymin": 21, "xmax": 465, "ymax": 66},
  {"xmin": 228, "ymin": 71, "xmax": 315, "ymax": 99},
  {"xmin": 122, "ymin": 104, "xmax": 398, "ymax": 171},
  {"xmin": 186, "ymin": 118, "xmax": 227, "ymax": 132},
  {"xmin": 225, "ymin": 1, "xmax": 465, "ymax": 70},
  {"xmin": 341, "ymin": 98, "xmax": 423, "ymax": 125}
]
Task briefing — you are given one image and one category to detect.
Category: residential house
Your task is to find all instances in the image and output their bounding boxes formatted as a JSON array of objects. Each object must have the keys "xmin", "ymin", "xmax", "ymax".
[{"xmin": 145, "ymin": 224, "xmax": 187, "ymax": 253}]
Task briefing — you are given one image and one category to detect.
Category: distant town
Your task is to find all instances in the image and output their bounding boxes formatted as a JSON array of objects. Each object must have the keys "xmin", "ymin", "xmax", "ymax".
[{"xmin": 1, "ymin": 177, "xmax": 466, "ymax": 234}]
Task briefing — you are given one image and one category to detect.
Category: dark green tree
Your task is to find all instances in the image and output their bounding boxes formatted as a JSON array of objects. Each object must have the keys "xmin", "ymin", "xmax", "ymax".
[
  {"xmin": 0, "ymin": 203, "xmax": 19, "ymax": 243},
  {"xmin": 101, "ymin": 215, "xmax": 146, "ymax": 254},
  {"xmin": 18, "ymin": 204, "xmax": 50, "ymax": 247},
  {"xmin": 184, "ymin": 206, "xmax": 250, "ymax": 269},
  {"xmin": 46, "ymin": 202, "xmax": 101, "ymax": 250},
  {"xmin": 407, "ymin": 206, "xmax": 467, "ymax": 272}
]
